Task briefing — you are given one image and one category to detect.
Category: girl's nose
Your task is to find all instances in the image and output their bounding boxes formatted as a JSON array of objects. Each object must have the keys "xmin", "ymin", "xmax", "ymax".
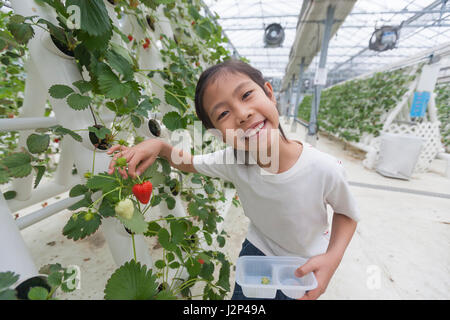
[{"xmin": 235, "ymin": 107, "xmax": 253, "ymax": 126}]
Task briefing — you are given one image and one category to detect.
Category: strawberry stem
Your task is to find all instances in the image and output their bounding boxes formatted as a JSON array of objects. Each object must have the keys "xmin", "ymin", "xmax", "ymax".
[{"xmin": 131, "ymin": 233, "xmax": 137, "ymax": 262}]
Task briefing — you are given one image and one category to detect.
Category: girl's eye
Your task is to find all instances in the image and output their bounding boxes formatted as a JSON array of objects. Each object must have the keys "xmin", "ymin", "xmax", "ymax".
[
  {"xmin": 242, "ymin": 90, "xmax": 252, "ymax": 100},
  {"xmin": 218, "ymin": 111, "xmax": 228, "ymax": 120}
]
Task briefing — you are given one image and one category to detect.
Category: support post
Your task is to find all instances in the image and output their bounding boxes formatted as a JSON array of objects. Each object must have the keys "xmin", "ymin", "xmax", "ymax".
[
  {"xmin": 306, "ymin": 5, "xmax": 335, "ymax": 146},
  {"xmin": 291, "ymin": 58, "xmax": 305, "ymax": 133}
]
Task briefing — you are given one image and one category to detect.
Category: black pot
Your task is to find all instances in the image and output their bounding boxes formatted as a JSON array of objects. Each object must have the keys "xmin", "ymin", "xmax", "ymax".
[
  {"xmin": 89, "ymin": 124, "xmax": 111, "ymax": 150},
  {"xmin": 15, "ymin": 275, "xmax": 51, "ymax": 300}
]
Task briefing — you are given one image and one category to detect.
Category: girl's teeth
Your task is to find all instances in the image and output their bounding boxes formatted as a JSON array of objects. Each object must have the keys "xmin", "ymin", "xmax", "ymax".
[{"xmin": 245, "ymin": 120, "xmax": 265, "ymax": 138}]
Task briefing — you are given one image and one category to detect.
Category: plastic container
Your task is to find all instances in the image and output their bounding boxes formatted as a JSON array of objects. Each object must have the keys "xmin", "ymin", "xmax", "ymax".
[{"xmin": 235, "ymin": 256, "xmax": 318, "ymax": 299}]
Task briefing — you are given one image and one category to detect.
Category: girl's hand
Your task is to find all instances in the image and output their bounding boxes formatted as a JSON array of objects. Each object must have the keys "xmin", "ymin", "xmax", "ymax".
[
  {"xmin": 107, "ymin": 139, "xmax": 162, "ymax": 179},
  {"xmin": 294, "ymin": 252, "xmax": 341, "ymax": 300}
]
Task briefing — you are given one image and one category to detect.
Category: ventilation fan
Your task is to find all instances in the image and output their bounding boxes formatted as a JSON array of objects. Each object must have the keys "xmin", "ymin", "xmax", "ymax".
[
  {"xmin": 264, "ymin": 23, "xmax": 285, "ymax": 48},
  {"xmin": 369, "ymin": 25, "xmax": 401, "ymax": 52}
]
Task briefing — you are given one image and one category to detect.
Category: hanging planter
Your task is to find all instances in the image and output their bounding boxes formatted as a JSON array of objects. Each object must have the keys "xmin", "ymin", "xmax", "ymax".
[{"xmin": 88, "ymin": 124, "xmax": 112, "ymax": 150}]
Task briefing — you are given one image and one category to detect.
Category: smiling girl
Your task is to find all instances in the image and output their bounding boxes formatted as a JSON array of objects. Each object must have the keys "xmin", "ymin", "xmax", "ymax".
[{"xmin": 107, "ymin": 59, "xmax": 360, "ymax": 300}]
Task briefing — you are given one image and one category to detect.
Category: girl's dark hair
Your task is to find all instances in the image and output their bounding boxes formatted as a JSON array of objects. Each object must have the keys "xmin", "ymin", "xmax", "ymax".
[{"xmin": 194, "ymin": 59, "xmax": 288, "ymax": 165}]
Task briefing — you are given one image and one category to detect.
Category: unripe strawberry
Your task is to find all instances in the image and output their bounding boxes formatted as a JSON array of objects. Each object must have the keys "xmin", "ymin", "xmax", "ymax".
[
  {"xmin": 84, "ymin": 211, "xmax": 94, "ymax": 221},
  {"xmin": 116, "ymin": 157, "xmax": 127, "ymax": 167},
  {"xmin": 115, "ymin": 198, "xmax": 134, "ymax": 220}
]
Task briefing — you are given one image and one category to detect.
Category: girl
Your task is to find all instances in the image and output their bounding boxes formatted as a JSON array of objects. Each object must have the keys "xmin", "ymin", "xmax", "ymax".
[{"xmin": 107, "ymin": 59, "xmax": 360, "ymax": 300}]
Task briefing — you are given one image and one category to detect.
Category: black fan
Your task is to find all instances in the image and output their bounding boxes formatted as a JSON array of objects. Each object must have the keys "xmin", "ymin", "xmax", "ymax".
[
  {"xmin": 264, "ymin": 23, "xmax": 285, "ymax": 48},
  {"xmin": 369, "ymin": 25, "xmax": 401, "ymax": 52}
]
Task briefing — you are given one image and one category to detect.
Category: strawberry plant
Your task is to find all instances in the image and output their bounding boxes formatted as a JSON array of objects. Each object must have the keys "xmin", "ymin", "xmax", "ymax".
[
  {"xmin": 297, "ymin": 65, "xmax": 422, "ymax": 143},
  {"xmin": 1, "ymin": 0, "xmax": 237, "ymax": 299}
]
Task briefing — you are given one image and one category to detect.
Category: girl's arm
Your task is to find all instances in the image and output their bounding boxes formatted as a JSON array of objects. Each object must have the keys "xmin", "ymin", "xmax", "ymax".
[
  {"xmin": 108, "ymin": 139, "xmax": 198, "ymax": 179},
  {"xmin": 295, "ymin": 212, "xmax": 357, "ymax": 300}
]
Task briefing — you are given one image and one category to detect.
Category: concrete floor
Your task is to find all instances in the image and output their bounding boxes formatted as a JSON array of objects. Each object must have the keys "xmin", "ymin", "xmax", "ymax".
[{"xmin": 9, "ymin": 116, "xmax": 450, "ymax": 299}]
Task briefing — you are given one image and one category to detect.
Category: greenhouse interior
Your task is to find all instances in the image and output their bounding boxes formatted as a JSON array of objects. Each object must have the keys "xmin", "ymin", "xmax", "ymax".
[{"xmin": 0, "ymin": 0, "xmax": 449, "ymax": 301}]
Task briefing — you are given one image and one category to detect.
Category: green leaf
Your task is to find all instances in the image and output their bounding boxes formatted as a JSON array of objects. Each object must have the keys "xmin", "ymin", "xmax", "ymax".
[
  {"xmin": 88, "ymin": 126, "xmax": 111, "ymax": 140},
  {"xmin": 72, "ymin": 80, "xmax": 92, "ymax": 94},
  {"xmin": 0, "ymin": 289, "xmax": 17, "ymax": 300},
  {"xmin": 165, "ymin": 196, "xmax": 175, "ymax": 210},
  {"xmin": 0, "ymin": 152, "xmax": 33, "ymax": 178},
  {"xmin": 199, "ymin": 261, "xmax": 214, "ymax": 281},
  {"xmin": 62, "ymin": 211, "xmax": 101, "ymax": 241},
  {"xmin": 162, "ymin": 111, "xmax": 186, "ymax": 131},
  {"xmin": 49, "ymin": 84, "xmax": 74, "ymax": 99},
  {"xmin": 155, "ymin": 289, "xmax": 177, "ymax": 300},
  {"xmin": 33, "ymin": 165, "xmax": 45, "ymax": 189},
  {"xmin": 216, "ymin": 259, "xmax": 230, "ymax": 291},
  {"xmin": 145, "ymin": 221, "xmax": 161, "ymax": 236},
  {"xmin": 86, "ymin": 173, "xmax": 118, "ymax": 193},
  {"xmin": 98, "ymin": 198, "xmax": 116, "ymax": 218},
  {"xmin": 116, "ymin": 206, "xmax": 148, "ymax": 234},
  {"xmin": 104, "ymin": 260, "xmax": 159, "ymax": 300},
  {"xmin": 69, "ymin": 184, "xmax": 88, "ymax": 197},
  {"xmin": 96, "ymin": 63, "xmax": 131, "ymax": 99},
  {"xmin": 130, "ymin": 114, "xmax": 141, "ymax": 128},
  {"xmin": 67, "ymin": 93, "xmax": 91, "ymax": 110},
  {"xmin": 0, "ymin": 271, "xmax": 20, "ymax": 291},
  {"xmin": 66, "ymin": 0, "xmax": 112, "ymax": 37},
  {"xmin": 170, "ymin": 220, "xmax": 186, "ymax": 244},
  {"xmin": 204, "ymin": 181, "xmax": 215, "ymax": 194},
  {"xmin": 216, "ymin": 235, "xmax": 225, "ymax": 248},
  {"xmin": 157, "ymin": 228, "xmax": 176, "ymax": 251},
  {"xmin": 164, "ymin": 91, "xmax": 184, "ymax": 111},
  {"xmin": 26, "ymin": 133, "xmax": 50, "ymax": 154},
  {"xmin": 154, "ymin": 260, "xmax": 165, "ymax": 269},
  {"xmin": 51, "ymin": 125, "xmax": 83, "ymax": 142},
  {"xmin": 7, "ymin": 20, "xmax": 34, "ymax": 44},
  {"xmin": 3, "ymin": 190, "xmax": 16, "ymax": 200},
  {"xmin": 185, "ymin": 257, "xmax": 201, "ymax": 277},
  {"xmin": 105, "ymin": 49, "xmax": 134, "ymax": 82},
  {"xmin": 27, "ymin": 286, "xmax": 49, "ymax": 300}
]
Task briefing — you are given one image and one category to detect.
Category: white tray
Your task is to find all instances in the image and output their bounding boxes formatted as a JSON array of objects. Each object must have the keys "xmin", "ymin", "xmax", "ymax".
[{"xmin": 235, "ymin": 256, "xmax": 317, "ymax": 299}]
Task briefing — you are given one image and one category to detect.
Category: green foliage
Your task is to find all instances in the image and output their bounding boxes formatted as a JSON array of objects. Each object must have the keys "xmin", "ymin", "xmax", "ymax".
[
  {"xmin": 104, "ymin": 260, "xmax": 159, "ymax": 300},
  {"xmin": 2, "ymin": 0, "xmax": 234, "ymax": 301},
  {"xmin": 297, "ymin": 66, "xmax": 418, "ymax": 142}
]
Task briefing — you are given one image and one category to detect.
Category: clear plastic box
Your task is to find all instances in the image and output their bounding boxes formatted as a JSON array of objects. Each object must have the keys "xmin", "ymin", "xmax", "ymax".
[{"xmin": 235, "ymin": 256, "xmax": 318, "ymax": 299}]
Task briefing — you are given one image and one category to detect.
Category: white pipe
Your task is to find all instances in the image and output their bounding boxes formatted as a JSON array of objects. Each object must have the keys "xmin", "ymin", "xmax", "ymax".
[
  {"xmin": 10, "ymin": 58, "xmax": 49, "ymax": 201},
  {"xmin": 16, "ymin": 195, "xmax": 84, "ymax": 230},
  {"xmin": 54, "ymin": 136, "xmax": 75, "ymax": 187},
  {"xmin": 0, "ymin": 117, "xmax": 58, "ymax": 131},
  {"xmin": 6, "ymin": 178, "xmax": 80, "ymax": 212},
  {"xmin": 0, "ymin": 192, "xmax": 39, "ymax": 284}
]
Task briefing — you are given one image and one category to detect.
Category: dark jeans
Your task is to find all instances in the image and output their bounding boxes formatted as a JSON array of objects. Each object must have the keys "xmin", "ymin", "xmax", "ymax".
[{"xmin": 231, "ymin": 239, "xmax": 294, "ymax": 300}]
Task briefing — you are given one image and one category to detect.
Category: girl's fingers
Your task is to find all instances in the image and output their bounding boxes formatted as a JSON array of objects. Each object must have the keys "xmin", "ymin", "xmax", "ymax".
[
  {"xmin": 107, "ymin": 144, "xmax": 125, "ymax": 154},
  {"xmin": 135, "ymin": 155, "xmax": 157, "ymax": 177},
  {"xmin": 127, "ymin": 155, "xmax": 143, "ymax": 179}
]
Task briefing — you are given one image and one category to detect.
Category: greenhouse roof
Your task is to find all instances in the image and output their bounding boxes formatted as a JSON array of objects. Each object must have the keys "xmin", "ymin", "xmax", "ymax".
[{"xmin": 204, "ymin": 0, "xmax": 450, "ymax": 91}]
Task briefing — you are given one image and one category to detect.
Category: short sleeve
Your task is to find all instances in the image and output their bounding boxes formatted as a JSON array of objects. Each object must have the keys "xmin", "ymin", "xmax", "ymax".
[
  {"xmin": 192, "ymin": 147, "xmax": 234, "ymax": 182},
  {"xmin": 325, "ymin": 161, "xmax": 361, "ymax": 222}
]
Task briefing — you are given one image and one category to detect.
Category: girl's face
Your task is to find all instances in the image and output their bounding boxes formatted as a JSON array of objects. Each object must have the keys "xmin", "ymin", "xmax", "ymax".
[{"xmin": 202, "ymin": 71, "xmax": 279, "ymax": 152}]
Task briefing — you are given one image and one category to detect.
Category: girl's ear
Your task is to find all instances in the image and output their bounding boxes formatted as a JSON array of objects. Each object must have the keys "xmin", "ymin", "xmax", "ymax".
[{"xmin": 264, "ymin": 81, "xmax": 276, "ymax": 103}]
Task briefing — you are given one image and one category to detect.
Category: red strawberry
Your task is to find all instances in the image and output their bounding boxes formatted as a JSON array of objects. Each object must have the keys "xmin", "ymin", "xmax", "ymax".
[
  {"xmin": 198, "ymin": 258, "xmax": 205, "ymax": 265},
  {"xmin": 54, "ymin": 138, "xmax": 60, "ymax": 143},
  {"xmin": 191, "ymin": 21, "xmax": 195, "ymax": 26},
  {"xmin": 143, "ymin": 42, "xmax": 149, "ymax": 49},
  {"xmin": 132, "ymin": 181, "xmax": 153, "ymax": 204},
  {"xmin": 127, "ymin": 35, "xmax": 133, "ymax": 42}
]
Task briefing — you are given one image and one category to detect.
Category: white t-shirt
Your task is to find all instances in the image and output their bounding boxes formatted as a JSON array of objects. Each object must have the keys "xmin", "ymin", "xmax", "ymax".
[{"xmin": 192, "ymin": 140, "xmax": 361, "ymax": 258}]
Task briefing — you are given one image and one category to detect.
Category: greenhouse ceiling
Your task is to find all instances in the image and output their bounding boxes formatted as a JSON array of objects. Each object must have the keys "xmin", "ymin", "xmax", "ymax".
[{"xmin": 203, "ymin": 0, "xmax": 450, "ymax": 91}]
